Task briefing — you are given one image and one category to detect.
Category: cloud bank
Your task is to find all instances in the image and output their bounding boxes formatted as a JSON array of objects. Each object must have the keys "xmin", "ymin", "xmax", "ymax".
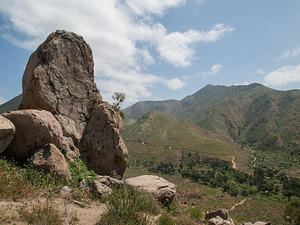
[
  {"xmin": 198, "ymin": 64, "xmax": 223, "ymax": 76},
  {"xmin": 0, "ymin": 0, "xmax": 233, "ymax": 103},
  {"xmin": 264, "ymin": 64, "xmax": 300, "ymax": 87}
]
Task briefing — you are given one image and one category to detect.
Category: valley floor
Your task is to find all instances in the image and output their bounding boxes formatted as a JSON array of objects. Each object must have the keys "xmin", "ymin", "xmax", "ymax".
[{"xmin": 124, "ymin": 167, "xmax": 289, "ymax": 225}]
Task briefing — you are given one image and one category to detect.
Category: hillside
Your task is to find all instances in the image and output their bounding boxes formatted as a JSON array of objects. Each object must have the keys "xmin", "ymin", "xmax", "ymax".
[
  {"xmin": 0, "ymin": 94, "xmax": 21, "ymax": 113},
  {"xmin": 123, "ymin": 111, "xmax": 249, "ymax": 170},
  {"xmin": 124, "ymin": 83, "xmax": 300, "ymax": 155},
  {"xmin": 124, "ymin": 99, "xmax": 180, "ymax": 125}
]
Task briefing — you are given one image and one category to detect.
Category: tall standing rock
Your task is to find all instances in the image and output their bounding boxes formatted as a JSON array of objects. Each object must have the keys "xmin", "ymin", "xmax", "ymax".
[
  {"xmin": 18, "ymin": 30, "xmax": 128, "ymax": 177},
  {"xmin": 19, "ymin": 30, "xmax": 101, "ymax": 143}
]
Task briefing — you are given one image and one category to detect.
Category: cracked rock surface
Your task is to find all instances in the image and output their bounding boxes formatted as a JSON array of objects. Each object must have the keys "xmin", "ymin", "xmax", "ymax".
[{"xmin": 19, "ymin": 30, "xmax": 101, "ymax": 143}]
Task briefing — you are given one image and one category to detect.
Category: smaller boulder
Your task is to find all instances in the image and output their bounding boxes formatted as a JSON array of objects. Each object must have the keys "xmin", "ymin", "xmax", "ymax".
[
  {"xmin": 208, "ymin": 216, "xmax": 234, "ymax": 225},
  {"xmin": 205, "ymin": 209, "xmax": 229, "ymax": 220},
  {"xmin": 205, "ymin": 209, "xmax": 235, "ymax": 225},
  {"xmin": 79, "ymin": 179, "xmax": 90, "ymax": 192},
  {"xmin": 125, "ymin": 175, "xmax": 176, "ymax": 203},
  {"xmin": 2, "ymin": 110, "xmax": 64, "ymax": 160},
  {"xmin": 97, "ymin": 175, "xmax": 124, "ymax": 188},
  {"xmin": 60, "ymin": 186, "xmax": 72, "ymax": 199},
  {"xmin": 0, "ymin": 115, "xmax": 15, "ymax": 154},
  {"xmin": 80, "ymin": 102, "xmax": 128, "ymax": 178},
  {"xmin": 30, "ymin": 143, "xmax": 72, "ymax": 183},
  {"xmin": 92, "ymin": 180, "xmax": 112, "ymax": 197}
]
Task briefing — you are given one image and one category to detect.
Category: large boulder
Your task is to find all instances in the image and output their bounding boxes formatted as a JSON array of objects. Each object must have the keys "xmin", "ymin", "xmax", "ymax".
[
  {"xmin": 125, "ymin": 175, "xmax": 176, "ymax": 202},
  {"xmin": 0, "ymin": 115, "xmax": 15, "ymax": 154},
  {"xmin": 80, "ymin": 103, "xmax": 128, "ymax": 178},
  {"xmin": 30, "ymin": 143, "xmax": 72, "ymax": 183},
  {"xmin": 19, "ymin": 30, "xmax": 101, "ymax": 143},
  {"xmin": 2, "ymin": 110, "xmax": 63, "ymax": 160}
]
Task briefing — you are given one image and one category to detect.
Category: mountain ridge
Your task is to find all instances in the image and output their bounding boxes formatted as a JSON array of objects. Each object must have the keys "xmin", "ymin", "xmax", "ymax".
[{"xmin": 124, "ymin": 83, "xmax": 300, "ymax": 154}]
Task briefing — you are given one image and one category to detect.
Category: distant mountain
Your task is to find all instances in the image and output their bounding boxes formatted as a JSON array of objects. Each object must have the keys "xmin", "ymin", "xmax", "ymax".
[
  {"xmin": 124, "ymin": 83, "xmax": 300, "ymax": 153},
  {"xmin": 124, "ymin": 99, "xmax": 179, "ymax": 125},
  {"xmin": 0, "ymin": 94, "xmax": 22, "ymax": 114},
  {"xmin": 123, "ymin": 111, "xmax": 248, "ymax": 169}
]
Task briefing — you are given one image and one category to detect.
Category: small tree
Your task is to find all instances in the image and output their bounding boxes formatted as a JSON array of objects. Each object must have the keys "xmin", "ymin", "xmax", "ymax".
[{"xmin": 112, "ymin": 92, "xmax": 125, "ymax": 111}]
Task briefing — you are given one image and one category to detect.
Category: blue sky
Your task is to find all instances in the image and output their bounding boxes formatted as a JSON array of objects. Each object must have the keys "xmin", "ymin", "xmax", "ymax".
[{"xmin": 0, "ymin": 0, "xmax": 300, "ymax": 106}]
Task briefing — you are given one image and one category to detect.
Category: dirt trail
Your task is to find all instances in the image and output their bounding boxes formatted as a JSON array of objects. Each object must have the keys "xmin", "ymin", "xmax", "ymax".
[
  {"xmin": 231, "ymin": 156, "xmax": 237, "ymax": 169},
  {"xmin": 0, "ymin": 197, "xmax": 106, "ymax": 225},
  {"xmin": 229, "ymin": 198, "xmax": 247, "ymax": 211}
]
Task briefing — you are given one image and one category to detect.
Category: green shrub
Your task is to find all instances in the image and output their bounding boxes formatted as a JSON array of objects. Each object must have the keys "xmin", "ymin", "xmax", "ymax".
[
  {"xmin": 97, "ymin": 186, "xmax": 159, "ymax": 225},
  {"xmin": 0, "ymin": 158, "xmax": 63, "ymax": 200},
  {"xmin": 284, "ymin": 198, "xmax": 300, "ymax": 225},
  {"xmin": 90, "ymin": 93, "xmax": 101, "ymax": 105},
  {"xmin": 19, "ymin": 201, "xmax": 63, "ymax": 225},
  {"xmin": 158, "ymin": 213, "xmax": 175, "ymax": 225},
  {"xmin": 68, "ymin": 158, "xmax": 97, "ymax": 186},
  {"xmin": 119, "ymin": 110, "xmax": 126, "ymax": 120},
  {"xmin": 188, "ymin": 206, "xmax": 203, "ymax": 221},
  {"xmin": 163, "ymin": 200, "xmax": 180, "ymax": 216}
]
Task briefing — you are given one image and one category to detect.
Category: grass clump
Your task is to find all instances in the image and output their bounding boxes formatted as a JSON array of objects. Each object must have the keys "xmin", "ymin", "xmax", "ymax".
[
  {"xmin": 158, "ymin": 213, "xmax": 175, "ymax": 225},
  {"xmin": 188, "ymin": 206, "xmax": 203, "ymax": 221},
  {"xmin": 284, "ymin": 197, "xmax": 300, "ymax": 225},
  {"xmin": 0, "ymin": 158, "xmax": 63, "ymax": 200},
  {"xmin": 19, "ymin": 201, "xmax": 63, "ymax": 225},
  {"xmin": 97, "ymin": 185, "xmax": 160, "ymax": 225},
  {"xmin": 68, "ymin": 158, "xmax": 98, "ymax": 187}
]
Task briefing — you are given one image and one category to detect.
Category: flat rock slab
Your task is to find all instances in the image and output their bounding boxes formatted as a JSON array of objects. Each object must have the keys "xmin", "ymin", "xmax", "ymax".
[{"xmin": 125, "ymin": 175, "xmax": 176, "ymax": 202}]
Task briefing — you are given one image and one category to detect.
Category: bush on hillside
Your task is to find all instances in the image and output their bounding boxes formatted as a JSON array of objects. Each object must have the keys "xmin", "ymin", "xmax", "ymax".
[{"xmin": 97, "ymin": 185, "xmax": 160, "ymax": 225}]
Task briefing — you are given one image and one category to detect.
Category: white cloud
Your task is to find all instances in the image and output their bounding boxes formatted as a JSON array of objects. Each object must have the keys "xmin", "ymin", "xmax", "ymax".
[
  {"xmin": 256, "ymin": 68, "xmax": 266, "ymax": 75},
  {"xmin": 279, "ymin": 48, "xmax": 300, "ymax": 60},
  {"xmin": 233, "ymin": 81, "xmax": 250, "ymax": 86},
  {"xmin": 126, "ymin": 0, "xmax": 185, "ymax": 15},
  {"xmin": 198, "ymin": 64, "xmax": 223, "ymax": 76},
  {"xmin": 264, "ymin": 64, "xmax": 300, "ymax": 86},
  {"xmin": 157, "ymin": 24, "xmax": 234, "ymax": 67},
  {"xmin": 164, "ymin": 78, "xmax": 185, "ymax": 90},
  {"xmin": 0, "ymin": 0, "xmax": 233, "ymax": 104}
]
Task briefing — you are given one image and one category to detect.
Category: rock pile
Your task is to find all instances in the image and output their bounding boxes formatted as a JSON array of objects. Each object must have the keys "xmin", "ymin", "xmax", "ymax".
[{"xmin": 0, "ymin": 30, "xmax": 128, "ymax": 180}]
